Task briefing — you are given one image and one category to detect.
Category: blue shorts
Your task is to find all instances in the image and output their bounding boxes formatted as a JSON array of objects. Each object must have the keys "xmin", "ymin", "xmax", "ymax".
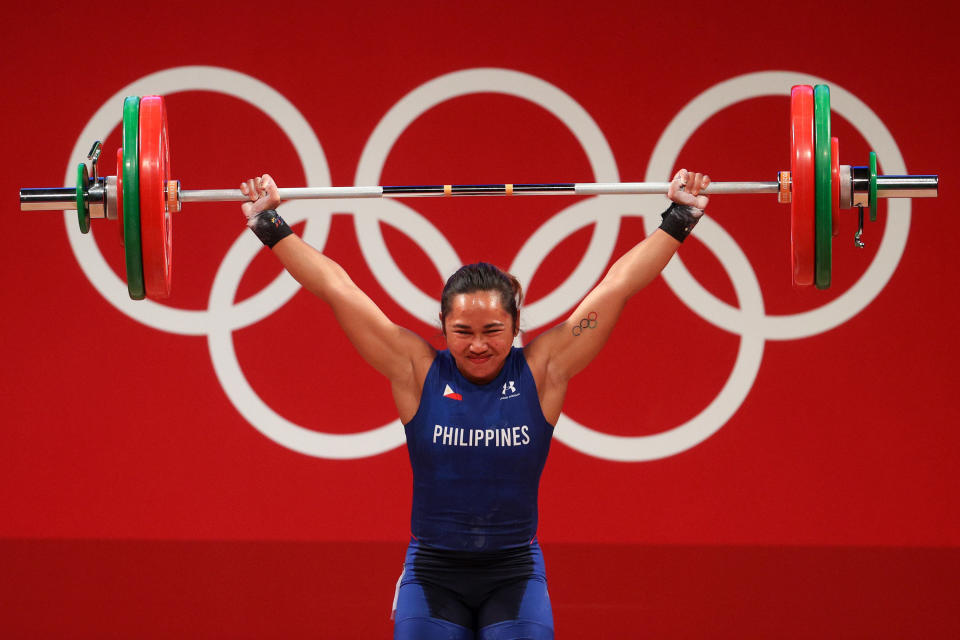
[{"xmin": 392, "ymin": 540, "xmax": 554, "ymax": 640}]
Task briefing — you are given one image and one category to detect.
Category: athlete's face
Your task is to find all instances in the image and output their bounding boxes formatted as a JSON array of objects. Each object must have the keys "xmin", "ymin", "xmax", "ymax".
[{"xmin": 442, "ymin": 291, "xmax": 518, "ymax": 385}]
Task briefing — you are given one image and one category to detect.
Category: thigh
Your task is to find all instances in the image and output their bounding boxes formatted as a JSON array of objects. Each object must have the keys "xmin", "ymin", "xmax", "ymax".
[
  {"xmin": 394, "ymin": 615, "xmax": 475, "ymax": 640},
  {"xmin": 394, "ymin": 581, "xmax": 475, "ymax": 640},
  {"xmin": 477, "ymin": 576, "xmax": 553, "ymax": 640}
]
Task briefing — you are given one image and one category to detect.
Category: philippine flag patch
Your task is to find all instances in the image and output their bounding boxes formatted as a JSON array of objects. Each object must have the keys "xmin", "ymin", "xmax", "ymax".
[{"xmin": 443, "ymin": 384, "xmax": 462, "ymax": 401}]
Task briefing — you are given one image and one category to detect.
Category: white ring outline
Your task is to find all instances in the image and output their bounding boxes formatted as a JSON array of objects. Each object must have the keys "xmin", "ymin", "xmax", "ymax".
[
  {"xmin": 64, "ymin": 66, "xmax": 333, "ymax": 335},
  {"xmin": 648, "ymin": 71, "xmax": 910, "ymax": 340},
  {"xmin": 536, "ymin": 194, "xmax": 766, "ymax": 461},
  {"xmin": 552, "ymin": 71, "xmax": 911, "ymax": 460},
  {"xmin": 206, "ymin": 197, "xmax": 407, "ymax": 458},
  {"xmin": 352, "ymin": 68, "xmax": 622, "ymax": 327}
]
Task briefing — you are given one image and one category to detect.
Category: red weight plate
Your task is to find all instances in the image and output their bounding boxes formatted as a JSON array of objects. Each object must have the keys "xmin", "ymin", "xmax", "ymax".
[
  {"xmin": 117, "ymin": 147, "xmax": 124, "ymax": 247},
  {"xmin": 831, "ymin": 136, "xmax": 840, "ymax": 237},
  {"xmin": 790, "ymin": 85, "xmax": 815, "ymax": 286},
  {"xmin": 139, "ymin": 95, "xmax": 173, "ymax": 299}
]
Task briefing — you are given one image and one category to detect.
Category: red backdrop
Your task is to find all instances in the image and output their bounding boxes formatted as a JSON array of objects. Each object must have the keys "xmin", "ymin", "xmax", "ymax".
[{"xmin": 3, "ymin": 0, "xmax": 958, "ymax": 637}]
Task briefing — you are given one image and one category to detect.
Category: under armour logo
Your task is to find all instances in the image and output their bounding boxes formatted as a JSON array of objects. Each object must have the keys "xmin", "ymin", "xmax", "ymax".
[{"xmin": 502, "ymin": 381, "xmax": 516, "ymax": 395}]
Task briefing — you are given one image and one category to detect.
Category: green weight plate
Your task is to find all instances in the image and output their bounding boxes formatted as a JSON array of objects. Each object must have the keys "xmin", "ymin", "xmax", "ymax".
[
  {"xmin": 122, "ymin": 96, "xmax": 145, "ymax": 300},
  {"xmin": 869, "ymin": 151, "xmax": 878, "ymax": 222},
  {"xmin": 813, "ymin": 85, "xmax": 832, "ymax": 289},
  {"xmin": 76, "ymin": 163, "xmax": 90, "ymax": 234}
]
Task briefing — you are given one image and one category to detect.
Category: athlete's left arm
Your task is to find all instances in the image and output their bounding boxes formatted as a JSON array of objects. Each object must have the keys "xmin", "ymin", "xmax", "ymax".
[{"xmin": 525, "ymin": 169, "xmax": 709, "ymax": 421}]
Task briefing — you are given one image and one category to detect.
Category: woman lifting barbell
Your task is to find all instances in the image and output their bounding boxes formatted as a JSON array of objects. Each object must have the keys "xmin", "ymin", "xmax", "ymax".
[{"xmin": 238, "ymin": 168, "xmax": 710, "ymax": 640}]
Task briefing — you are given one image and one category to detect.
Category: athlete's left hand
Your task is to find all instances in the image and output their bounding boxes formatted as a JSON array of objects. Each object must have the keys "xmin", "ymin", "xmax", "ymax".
[{"xmin": 240, "ymin": 174, "xmax": 282, "ymax": 225}]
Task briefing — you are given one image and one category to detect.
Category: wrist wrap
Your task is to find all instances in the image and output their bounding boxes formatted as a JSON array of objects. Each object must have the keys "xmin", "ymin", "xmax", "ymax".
[
  {"xmin": 658, "ymin": 202, "xmax": 703, "ymax": 242},
  {"xmin": 248, "ymin": 209, "xmax": 293, "ymax": 248}
]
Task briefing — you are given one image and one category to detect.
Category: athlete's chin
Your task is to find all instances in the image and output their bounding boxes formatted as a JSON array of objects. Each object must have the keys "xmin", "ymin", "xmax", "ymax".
[{"xmin": 460, "ymin": 355, "xmax": 503, "ymax": 383}]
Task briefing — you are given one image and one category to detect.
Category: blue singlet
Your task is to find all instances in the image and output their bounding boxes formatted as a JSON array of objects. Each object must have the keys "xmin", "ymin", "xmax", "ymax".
[
  {"xmin": 395, "ymin": 348, "xmax": 556, "ymax": 638},
  {"xmin": 403, "ymin": 347, "xmax": 554, "ymax": 551}
]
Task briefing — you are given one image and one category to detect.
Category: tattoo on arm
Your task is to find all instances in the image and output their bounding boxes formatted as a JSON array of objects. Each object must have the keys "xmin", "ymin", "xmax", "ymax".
[{"xmin": 571, "ymin": 311, "xmax": 598, "ymax": 336}]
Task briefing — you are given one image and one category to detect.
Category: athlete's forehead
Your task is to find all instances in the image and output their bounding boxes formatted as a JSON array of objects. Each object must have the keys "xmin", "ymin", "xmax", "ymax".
[
  {"xmin": 444, "ymin": 292, "xmax": 511, "ymax": 326},
  {"xmin": 446, "ymin": 291, "xmax": 506, "ymax": 313}
]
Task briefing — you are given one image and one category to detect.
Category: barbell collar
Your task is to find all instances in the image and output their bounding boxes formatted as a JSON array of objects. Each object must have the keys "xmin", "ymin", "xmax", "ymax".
[
  {"xmin": 86, "ymin": 177, "xmax": 107, "ymax": 219},
  {"xmin": 840, "ymin": 165, "xmax": 853, "ymax": 207},
  {"xmin": 852, "ymin": 166, "xmax": 871, "ymax": 208},
  {"xmin": 105, "ymin": 176, "xmax": 118, "ymax": 220}
]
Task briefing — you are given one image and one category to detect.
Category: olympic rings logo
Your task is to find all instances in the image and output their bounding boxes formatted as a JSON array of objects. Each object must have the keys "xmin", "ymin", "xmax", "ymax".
[
  {"xmin": 63, "ymin": 66, "xmax": 911, "ymax": 462},
  {"xmin": 571, "ymin": 312, "xmax": 599, "ymax": 337}
]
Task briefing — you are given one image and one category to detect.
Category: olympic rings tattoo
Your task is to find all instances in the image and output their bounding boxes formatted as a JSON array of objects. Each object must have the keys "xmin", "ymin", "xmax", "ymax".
[{"xmin": 571, "ymin": 311, "xmax": 599, "ymax": 336}]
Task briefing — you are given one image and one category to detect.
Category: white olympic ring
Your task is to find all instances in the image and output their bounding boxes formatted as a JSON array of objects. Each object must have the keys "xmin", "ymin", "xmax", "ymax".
[
  {"xmin": 64, "ymin": 66, "xmax": 334, "ymax": 334},
  {"xmin": 65, "ymin": 67, "xmax": 910, "ymax": 461},
  {"xmin": 648, "ymin": 72, "xmax": 910, "ymax": 340},
  {"xmin": 353, "ymin": 68, "xmax": 622, "ymax": 327}
]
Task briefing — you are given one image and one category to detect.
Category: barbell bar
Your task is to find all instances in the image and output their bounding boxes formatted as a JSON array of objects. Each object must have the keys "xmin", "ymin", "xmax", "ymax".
[
  {"xmin": 21, "ymin": 174, "xmax": 937, "ymax": 206},
  {"xmin": 19, "ymin": 86, "xmax": 939, "ymax": 299}
]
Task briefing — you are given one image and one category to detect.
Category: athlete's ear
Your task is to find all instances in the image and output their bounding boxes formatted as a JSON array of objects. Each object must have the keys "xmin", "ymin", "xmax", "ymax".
[{"xmin": 439, "ymin": 312, "xmax": 446, "ymax": 335}]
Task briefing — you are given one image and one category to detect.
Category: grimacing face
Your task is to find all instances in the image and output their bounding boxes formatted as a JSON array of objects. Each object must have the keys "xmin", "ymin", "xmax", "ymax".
[{"xmin": 441, "ymin": 290, "xmax": 518, "ymax": 385}]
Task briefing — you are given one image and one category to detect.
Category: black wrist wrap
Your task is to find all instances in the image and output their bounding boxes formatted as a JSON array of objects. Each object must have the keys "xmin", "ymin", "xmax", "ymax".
[
  {"xmin": 658, "ymin": 203, "xmax": 702, "ymax": 242},
  {"xmin": 249, "ymin": 209, "xmax": 293, "ymax": 248}
]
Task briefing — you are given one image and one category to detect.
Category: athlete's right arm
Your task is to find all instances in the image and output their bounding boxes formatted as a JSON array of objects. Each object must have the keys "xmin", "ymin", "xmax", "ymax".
[{"xmin": 240, "ymin": 175, "xmax": 435, "ymax": 409}]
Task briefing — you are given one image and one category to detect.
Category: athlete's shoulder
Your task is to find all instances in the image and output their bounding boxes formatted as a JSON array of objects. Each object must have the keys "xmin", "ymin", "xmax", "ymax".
[
  {"xmin": 433, "ymin": 349, "xmax": 453, "ymax": 370},
  {"xmin": 516, "ymin": 344, "xmax": 540, "ymax": 375},
  {"xmin": 418, "ymin": 349, "xmax": 444, "ymax": 380}
]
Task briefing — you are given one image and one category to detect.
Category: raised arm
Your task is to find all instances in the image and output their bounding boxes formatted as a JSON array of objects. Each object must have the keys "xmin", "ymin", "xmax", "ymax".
[
  {"xmin": 524, "ymin": 169, "xmax": 709, "ymax": 423},
  {"xmin": 241, "ymin": 175, "xmax": 435, "ymax": 421}
]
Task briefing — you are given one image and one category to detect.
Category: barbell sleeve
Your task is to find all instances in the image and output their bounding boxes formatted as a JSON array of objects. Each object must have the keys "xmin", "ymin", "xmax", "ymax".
[{"xmin": 20, "ymin": 187, "xmax": 80, "ymax": 210}]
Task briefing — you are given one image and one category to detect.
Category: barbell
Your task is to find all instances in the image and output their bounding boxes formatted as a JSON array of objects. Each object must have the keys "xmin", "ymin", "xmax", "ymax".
[{"xmin": 19, "ymin": 86, "xmax": 939, "ymax": 300}]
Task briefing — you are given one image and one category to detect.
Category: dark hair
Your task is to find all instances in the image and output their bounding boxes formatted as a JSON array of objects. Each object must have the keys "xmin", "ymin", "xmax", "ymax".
[{"xmin": 440, "ymin": 263, "xmax": 524, "ymax": 332}]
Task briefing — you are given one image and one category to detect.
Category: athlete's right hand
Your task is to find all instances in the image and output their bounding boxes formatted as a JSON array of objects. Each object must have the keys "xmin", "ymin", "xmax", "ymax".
[
  {"xmin": 240, "ymin": 174, "xmax": 282, "ymax": 226},
  {"xmin": 667, "ymin": 168, "xmax": 710, "ymax": 211}
]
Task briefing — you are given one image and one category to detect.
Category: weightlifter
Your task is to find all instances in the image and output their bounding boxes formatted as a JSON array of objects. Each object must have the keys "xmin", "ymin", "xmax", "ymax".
[{"xmin": 239, "ymin": 168, "xmax": 710, "ymax": 640}]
